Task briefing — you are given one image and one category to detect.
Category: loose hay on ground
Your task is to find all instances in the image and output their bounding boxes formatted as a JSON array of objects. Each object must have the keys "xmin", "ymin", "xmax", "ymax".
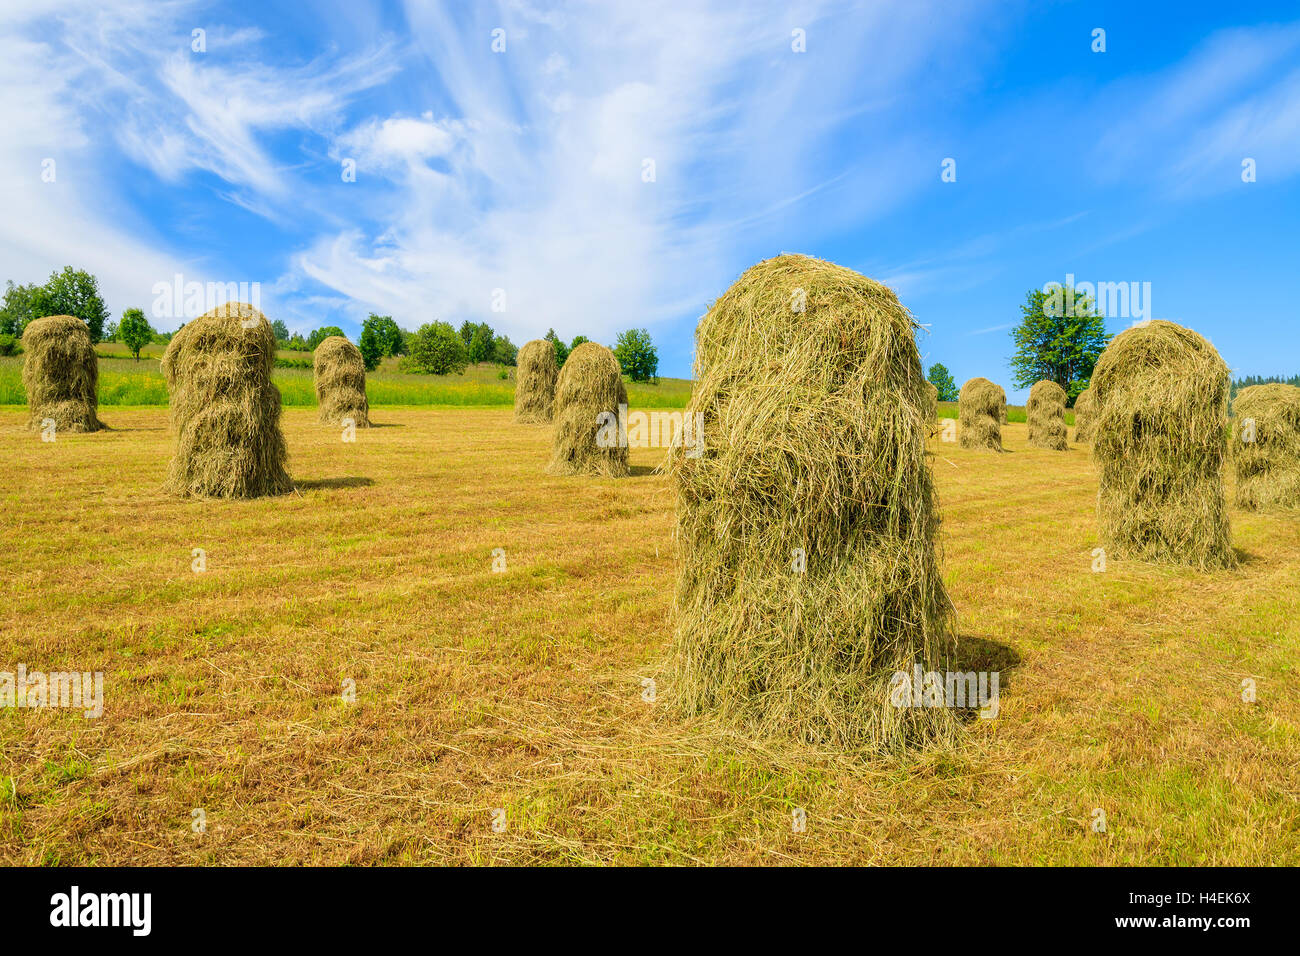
[
  {"xmin": 959, "ymin": 377, "xmax": 1003, "ymax": 451},
  {"xmin": 515, "ymin": 338, "xmax": 559, "ymax": 424},
  {"xmin": 1091, "ymin": 320, "xmax": 1233, "ymax": 569},
  {"xmin": 161, "ymin": 303, "xmax": 293, "ymax": 499},
  {"xmin": 545, "ymin": 342, "xmax": 629, "ymax": 477},
  {"xmin": 1231, "ymin": 383, "xmax": 1300, "ymax": 511},
  {"xmin": 314, "ymin": 336, "xmax": 370, "ymax": 428},
  {"xmin": 1027, "ymin": 380, "xmax": 1068, "ymax": 450},
  {"xmin": 666, "ymin": 253, "xmax": 958, "ymax": 752},
  {"xmin": 21, "ymin": 315, "xmax": 104, "ymax": 433}
]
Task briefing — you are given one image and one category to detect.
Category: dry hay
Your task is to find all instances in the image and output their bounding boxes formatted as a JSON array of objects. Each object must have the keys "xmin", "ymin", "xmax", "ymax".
[
  {"xmin": 21, "ymin": 315, "xmax": 104, "ymax": 433},
  {"xmin": 997, "ymin": 384, "xmax": 1008, "ymax": 425},
  {"xmin": 1231, "ymin": 383, "xmax": 1300, "ymax": 511},
  {"xmin": 1091, "ymin": 320, "xmax": 1233, "ymax": 568},
  {"xmin": 924, "ymin": 381, "xmax": 939, "ymax": 436},
  {"xmin": 1073, "ymin": 387, "xmax": 1096, "ymax": 444},
  {"xmin": 515, "ymin": 338, "xmax": 559, "ymax": 424},
  {"xmin": 161, "ymin": 302, "xmax": 293, "ymax": 499},
  {"xmin": 959, "ymin": 377, "xmax": 1003, "ymax": 451},
  {"xmin": 1026, "ymin": 380, "xmax": 1068, "ymax": 450},
  {"xmin": 545, "ymin": 341, "xmax": 629, "ymax": 477},
  {"xmin": 313, "ymin": 335, "xmax": 370, "ymax": 427},
  {"xmin": 665, "ymin": 254, "xmax": 958, "ymax": 752}
]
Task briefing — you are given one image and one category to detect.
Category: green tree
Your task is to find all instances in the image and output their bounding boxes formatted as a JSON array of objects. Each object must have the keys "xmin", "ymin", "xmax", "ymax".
[
  {"xmin": 308, "ymin": 326, "xmax": 345, "ymax": 350},
  {"xmin": 1009, "ymin": 286, "xmax": 1109, "ymax": 400},
  {"xmin": 927, "ymin": 363, "xmax": 959, "ymax": 402},
  {"xmin": 271, "ymin": 319, "xmax": 290, "ymax": 343},
  {"xmin": 613, "ymin": 328, "xmax": 658, "ymax": 383},
  {"xmin": 358, "ymin": 320, "xmax": 383, "ymax": 371},
  {"xmin": 35, "ymin": 266, "xmax": 109, "ymax": 343},
  {"xmin": 492, "ymin": 335, "xmax": 518, "ymax": 366},
  {"xmin": 118, "ymin": 308, "xmax": 154, "ymax": 361},
  {"xmin": 0, "ymin": 281, "xmax": 42, "ymax": 337},
  {"xmin": 286, "ymin": 333, "xmax": 309, "ymax": 351},
  {"xmin": 403, "ymin": 321, "xmax": 468, "ymax": 375},
  {"xmin": 468, "ymin": 323, "xmax": 496, "ymax": 364},
  {"xmin": 544, "ymin": 328, "xmax": 570, "ymax": 366},
  {"xmin": 569, "ymin": 335, "xmax": 589, "ymax": 353}
]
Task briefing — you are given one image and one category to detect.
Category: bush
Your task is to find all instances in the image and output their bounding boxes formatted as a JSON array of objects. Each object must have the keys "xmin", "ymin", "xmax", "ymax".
[
  {"xmin": 307, "ymin": 326, "xmax": 345, "ymax": 350},
  {"xmin": 0, "ymin": 333, "xmax": 20, "ymax": 356},
  {"xmin": 613, "ymin": 328, "xmax": 658, "ymax": 383},
  {"xmin": 403, "ymin": 321, "xmax": 469, "ymax": 375}
]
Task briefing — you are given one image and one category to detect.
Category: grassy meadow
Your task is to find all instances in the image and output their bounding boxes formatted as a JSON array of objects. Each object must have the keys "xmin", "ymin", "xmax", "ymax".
[
  {"xmin": 1, "ymin": 400, "xmax": 1295, "ymax": 865},
  {"xmin": 0, "ymin": 350, "xmax": 694, "ymax": 410}
]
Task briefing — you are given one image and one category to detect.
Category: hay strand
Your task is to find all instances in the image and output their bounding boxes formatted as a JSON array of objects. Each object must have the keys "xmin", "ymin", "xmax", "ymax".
[
  {"xmin": 1073, "ymin": 387, "xmax": 1096, "ymax": 444},
  {"xmin": 21, "ymin": 315, "xmax": 104, "ymax": 433},
  {"xmin": 1091, "ymin": 320, "xmax": 1233, "ymax": 568},
  {"xmin": 160, "ymin": 303, "xmax": 293, "ymax": 499},
  {"xmin": 313, "ymin": 336, "xmax": 370, "ymax": 428},
  {"xmin": 666, "ymin": 254, "xmax": 958, "ymax": 752},
  {"xmin": 545, "ymin": 342, "xmax": 629, "ymax": 477},
  {"xmin": 1026, "ymin": 380, "xmax": 1068, "ymax": 450}
]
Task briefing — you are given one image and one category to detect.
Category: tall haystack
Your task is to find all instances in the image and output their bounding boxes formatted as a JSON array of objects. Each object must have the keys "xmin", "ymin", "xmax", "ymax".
[
  {"xmin": 21, "ymin": 315, "xmax": 104, "ymax": 433},
  {"xmin": 515, "ymin": 338, "xmax": 559, "ymax": 424},
  {"xmin": 959, "ymin": 377, "xmax": 1003, "ymax": 450},
  {"xmin": 1073, "ymin": 387, "xmax": 1096, "ymax": 444},
  {"xmin": 666, "ymin": 254, "xmax": 957, "ymax": 751},
  {"xmin": 997, "ymin": 384, "xmax": 1008, "ymax": 425},
  {"xmin": 1091, "ymin": 320, "xmax": 1233, "ymax": 568},
  {"xmin": 1232, "ymin": 383, "xmax": 1300, "ymax": 511},
  {"xmin": 924, "ymin": 381, "xmax": 939, "ymax": 438},
  {"xmin": 545, "ymin": 341, "xmax": 629, "ymax": 477},
  {"xmin": 313, "ymin": 336, "xmax": 370, "ymax": 427},
  {"xmin": 161, "ymin": 302, "xmax": 293, "ymax": 499},
  {"xmin": 1026, "ymin": 380, "xmax": 1068, "ymax": 450}
]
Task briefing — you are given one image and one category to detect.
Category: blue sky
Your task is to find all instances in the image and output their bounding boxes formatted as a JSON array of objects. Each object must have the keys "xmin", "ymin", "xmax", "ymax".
[{"xmin": 2, "ymin": 0, "xmax": 1297, "ymax": 396}]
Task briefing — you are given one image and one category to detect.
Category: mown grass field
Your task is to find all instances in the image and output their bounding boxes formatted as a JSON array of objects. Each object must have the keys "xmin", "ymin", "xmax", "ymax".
[
  {"xmin": 1, "ymin": 403, "xmax": 1296, "ymax": 865},
  {"xmin": 0, "ymin": 353, "xmax": 694, "ymax": 409}
]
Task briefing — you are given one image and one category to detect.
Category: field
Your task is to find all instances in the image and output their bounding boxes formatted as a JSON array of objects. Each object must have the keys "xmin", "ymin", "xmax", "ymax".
[{"xmin": 2, "ymin": 402, "xmax": 1297, "ymax": 865}]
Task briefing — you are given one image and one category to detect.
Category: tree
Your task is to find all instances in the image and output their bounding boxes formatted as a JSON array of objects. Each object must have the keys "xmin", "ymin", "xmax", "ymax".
[
  {"xmin": 468, "ymin": 323, "xmax": 496, "ymax": 364},
  {"xmin": 286, "ymin": 333, "xmax": 309, "ymax": 351},
  {"xmin": 492, "ymin": 335, "xmax": 518, "ymax": 366},
  {"xmin": 613, "ymin": 328, "xmax": 658, "ymax": 383},
  {"xmin": 118, "ymin": 308, "xmax": 153, "ymax": 361},
  {"xmin": 569, "ymin": 335, "xmax": 589, "ymax": 353},
  {"xmin": 927, "ymin": 363, "xmax": 959, "ymax": 402},
  {"xmin": 307, "ymin": 326, "xmax": 345, "ymax": 350},
  {"xmin": 403, "ymin": 321, "xmax": 468, "ymax": 375},
  {"xmin": 271, "ymin": 319, "xmax": 290, "ymax": 343},
  {"xmin": 0, "ymin": 281, "xmax": 42, "ymax": 337},
  {"xmin": 35, "ymin": 266, "xmax": 109, "ymax": 343},
  {"xmin": 544, "ymin": 328, "xmax": 570, "ymax": 366},
  {"xmin": 358, "ymin": 321, "xmax": 383, "ymax": 371},
  {"xmin": 1009, "ymin": 286, "xmax": 1109, "ymax": 400}
]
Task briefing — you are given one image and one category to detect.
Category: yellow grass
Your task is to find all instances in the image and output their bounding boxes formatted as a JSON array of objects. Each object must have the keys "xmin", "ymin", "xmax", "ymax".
[{"xmin": 1, "ymin": 408, "xmax": 1297, "ymax": 865}]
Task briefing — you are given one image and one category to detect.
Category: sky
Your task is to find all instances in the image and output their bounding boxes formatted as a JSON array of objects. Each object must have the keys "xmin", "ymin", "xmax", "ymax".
[{"xmin": 1, "ymin": 0, "xmax": 1297, "ymax": 396}]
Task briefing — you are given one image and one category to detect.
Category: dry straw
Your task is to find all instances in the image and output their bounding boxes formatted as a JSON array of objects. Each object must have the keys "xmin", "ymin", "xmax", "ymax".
[
  {"xmin": 515, "ymin": 338, "xmax": 558, "ymax": 424},
  {"xmin": 1073, "ymin": 387, "xmax": 1096, "ymax": 444},
  {"xmin": 666, "ymin": 254, "xmax": 958, "ymax": 752},
  {"xmin": 1091, "ymin": 320, "xmax": 1233, "ymax": 568},
  {"xmin": 959, "ymin": 377, "xmax": 1003, "ymax": 450},
  {"xmin": 545, "ymin": 341, "xmax": 629, "ymax": 477},
  {"xmin": 997, "ymin": 384, "xmax": 1008, "ymax": 425},
  {"xmin": 313, "ymin": 335, "xmax": 370, "ymax": 427},
  {"xmin": 925, "ymin": 380, "xmax": 939, "ymax": 436},
  {"xmin": 1026, "ymin": 380, "xmax": 1068, "ymax": 450},
  {"xmin": 161, "ymin": 302, "xmax": 293, "ymax": 499},
  {"xmin": 1231, "ymin": 383, "xmax": 1300, "ymax": 510},
  {"xmin": 21, "ymin": 315, "xmax": 104, "ymax": 432}
]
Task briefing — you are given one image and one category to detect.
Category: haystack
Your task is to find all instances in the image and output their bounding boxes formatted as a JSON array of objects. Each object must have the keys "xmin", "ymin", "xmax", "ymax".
[
  {"xmin": 997, "ymin": 385, "xmax": 1008, "ymax": 425},
  {"xmin": 1026, "ymin": 380, "xmax": 1068, "ymax": 450},
  {"xmin": 666, "ymin": 254, "xmax": 957, "ymax": 751},
  {"xmin": 1231, "ymin": 383, "xmax": 1300, "ymax": 510},
  {"xmin": 313, "ymin": 336, "xmax": 370, "ymax": 427},
  {"xmin": 545, "ymin": 342, "xmax": 629, "ymax": 477},
  {"xmin": 21, "ymin": 315, "xmax": 104, "ymax": 432},
  {"xmin": 1091, "ymin": 320, "xmax": 1232, "ymax": 568},
  {"xmin": 959, "ymin": 377, "xmax": 1003, "ymax": 450},
  {"xmin": 924, "ymin": 381, "xmax": 939, "ymax": 432},
  {"xmin": 161, "ymin": 302, "xmax": 293, "ymax": 498},
  {"xmin": 1073, "ymin": 387, "xmax": 1096, "ymax": 444},
  {"xmin": 515, "ymin": 338, "xmax": 558, "ymax": 424}
]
